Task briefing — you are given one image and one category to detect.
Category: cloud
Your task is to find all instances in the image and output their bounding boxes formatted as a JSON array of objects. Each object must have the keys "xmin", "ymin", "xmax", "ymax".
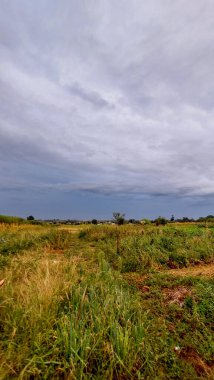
[
  {"xmin": 0, "ymin": 0, "xmax": 214, "ymax": 209},
  {"xmin": 67, "ymin": 82, "xmax": 113, "ymax": 109}
]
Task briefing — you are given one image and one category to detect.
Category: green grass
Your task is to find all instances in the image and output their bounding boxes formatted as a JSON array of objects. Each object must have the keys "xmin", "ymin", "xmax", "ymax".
[
  {"xmin": 0, "ymin": 223, "xmax": 213, "ymax": 379},
  {"xmin": 0, "ymin": 215, "xmax": 25, "ymax": 224},
  {"xmin": 82, "ymin": 224, "xmax": 214, "ymax": 272}
]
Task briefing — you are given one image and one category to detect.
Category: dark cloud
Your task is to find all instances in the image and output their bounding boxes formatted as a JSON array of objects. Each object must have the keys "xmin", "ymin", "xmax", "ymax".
[{"xmin": 0, "ymin": 0, "xmax": 214, "ymax": 217}]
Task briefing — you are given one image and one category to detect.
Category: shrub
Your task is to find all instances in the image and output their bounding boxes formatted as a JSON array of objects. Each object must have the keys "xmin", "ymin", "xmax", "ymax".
[
  {"xmin": 91, "ymin": 219, "xmax": 98, "ymax": 225},
  {"xmin": 155, "ymin": 217, "xmax": 168, "ymax": 226},
  {"xmin": 79, "ymin": 230, "xmax": 87, "ymax": 238}
]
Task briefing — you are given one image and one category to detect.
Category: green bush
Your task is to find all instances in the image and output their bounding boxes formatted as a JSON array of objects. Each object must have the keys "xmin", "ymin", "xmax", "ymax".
[{"xmin": 79, "ymin": 230, "xmax": 87, "ymax": 238}]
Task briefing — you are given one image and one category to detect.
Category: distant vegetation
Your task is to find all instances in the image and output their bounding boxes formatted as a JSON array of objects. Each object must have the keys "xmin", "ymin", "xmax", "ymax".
[
  {"xmin": 0, "ymin": 214, "xmax": 43, "ymax": 225},
  {"xmin": 26, "ymin": 215, "xmax": 35, "ymax": 221},
  {"xmin": 0, "ymin": 215, "xmax": 25, "ymax": 224},
  {"xmin": 36, "ymin": 214, "xmax": 214, "ymax": 226}
]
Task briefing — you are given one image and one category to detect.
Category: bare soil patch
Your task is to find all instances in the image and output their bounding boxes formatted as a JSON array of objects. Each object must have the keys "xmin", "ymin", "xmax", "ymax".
[
  {"xmin": 162, "ymin": 286, "xmax": 192, "ymax": 307},
  {"xmin": 44, "ymin": 247, "xmax": 64, "ymax": 255},
  {"xmin": 122, "ymin": 273, "xmax": 148, "ymax": 292},
  {"xmin": 165, "ymin": 262, "xmax": 214, "ymax": 278},
  {"xmin": 178, "ymin": 347, "xmax": 214, "ymax": 377}
]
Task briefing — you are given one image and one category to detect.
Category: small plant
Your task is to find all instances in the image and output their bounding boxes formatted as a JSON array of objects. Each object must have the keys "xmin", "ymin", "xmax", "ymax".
[{"xmin": 79, "ymin": 230, "xmax": 87, "ymax": 238}]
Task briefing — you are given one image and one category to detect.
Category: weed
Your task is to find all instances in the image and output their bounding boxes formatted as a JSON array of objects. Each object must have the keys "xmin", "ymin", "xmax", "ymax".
[{"xmin": 0, "ymin": 223, "xmax": 213, "ymax": 379}]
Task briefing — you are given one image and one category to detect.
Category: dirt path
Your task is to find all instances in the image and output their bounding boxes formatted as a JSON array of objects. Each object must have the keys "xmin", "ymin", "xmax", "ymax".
[
  {"xmin": 164, "ymin": 262, "xmax": 214, "ymax": 278},
  {"xmin": 123, "ymin": 263, "xmax": 214, "ymax": 288},
  {"xmin": 57, "ymin": 227, "xmax": 81, "ymax": 233}
]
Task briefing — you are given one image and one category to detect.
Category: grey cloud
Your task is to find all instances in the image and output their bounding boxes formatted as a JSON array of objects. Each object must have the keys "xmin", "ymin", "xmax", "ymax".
[
  {"xmin": 0, "ymin": 0, "xmax": 214, "ymax": 218},
  {"xmin": 67, "ymin": 82, "xmax": 113, "ymax": 109}
]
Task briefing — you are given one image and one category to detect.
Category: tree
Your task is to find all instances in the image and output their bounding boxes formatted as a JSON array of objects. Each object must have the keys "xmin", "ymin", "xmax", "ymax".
[
  {"xmin": 112, "ymin": 212, "xmax": 125, "ymax": 225},
  {"xmin": 155, "ymin": 216, "xmax": 167, "ymax": 226},
  {"xmin": 182, "ymin": 217, "xmax": 191, "ymax": 222},
  {"xmin": 27, "ymin": 215, "xmax": 34, "ymax": 221},
  {"xmin": 91, "ymin": 219, "xmax": 98, "ymax": 225},
  {"xmin": 170, "ymin": 214, "xmax": 175, "ymax": 222},
  {"xmin": 128, "ymin": 219, "xmax": 135, "ymax": 224}
]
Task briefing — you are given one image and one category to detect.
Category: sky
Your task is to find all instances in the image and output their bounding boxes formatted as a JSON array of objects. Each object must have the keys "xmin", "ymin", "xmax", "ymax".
[{"xmin": 0, "ymin": 0, "xmax": 214, "ymax": 220}]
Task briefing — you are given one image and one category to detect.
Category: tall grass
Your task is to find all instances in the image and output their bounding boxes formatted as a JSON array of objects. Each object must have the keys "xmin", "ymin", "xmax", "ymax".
[
  {"xmin": 0, "ymin": 245, "xmax": 147, "ymax": 379},
  {"xmin": 82, "ymin": 224, "xmax": 214, "ymax": 272},
  {"xmin": 0, "ymin": 225, "xmax": 74, "ymax": 269},
  {"xmin": 0, "ymin": 224, "xmax": 213, "ymax": 379}
]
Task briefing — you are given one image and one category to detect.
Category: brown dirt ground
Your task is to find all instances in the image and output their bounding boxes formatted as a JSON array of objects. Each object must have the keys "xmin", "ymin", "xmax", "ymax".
[
  {"xmin": 162, "ymin": 286, "xmax": 192, "ymax": 306},
  {"xmin": 164, "ymin": 262, "xmax": 214, "ymax": 278},
  {"xmin": 44, "ymin": 247, "xmax": 65, "ymax": 255},
  {"xmin": 178, "ymin": 346, "xmax": 214, "ymax": 377},
  {"xmin": 123, "ymin": 262, "xmax": 214, "ymax": 287}
]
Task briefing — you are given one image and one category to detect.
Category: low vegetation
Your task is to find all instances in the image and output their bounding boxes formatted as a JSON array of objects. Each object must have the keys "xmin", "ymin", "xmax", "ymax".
[
  {"xmin": 0, "ymin": 215, "xmax": 25, "ymax": 224},
  {"xmin": 0, "ymin": 222, "xmax": 213, "ymax": 379}
]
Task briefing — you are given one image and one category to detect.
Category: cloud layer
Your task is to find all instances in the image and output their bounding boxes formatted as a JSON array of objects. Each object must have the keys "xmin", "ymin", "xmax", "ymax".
[{"xmin": 1, "ymin": 0, "xmax": 214, "ymax": 217}]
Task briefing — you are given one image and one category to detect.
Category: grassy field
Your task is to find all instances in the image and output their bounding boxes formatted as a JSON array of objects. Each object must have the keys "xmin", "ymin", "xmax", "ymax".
[{"xmin": 0, "ymin": 222, "xmax": 214, "ymax": 379}]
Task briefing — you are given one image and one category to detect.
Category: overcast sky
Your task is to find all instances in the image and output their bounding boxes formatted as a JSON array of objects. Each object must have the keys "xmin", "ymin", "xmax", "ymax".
[{"xmin": 0, "ymin": 0, "xmax": 214, "ymax": 219}]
